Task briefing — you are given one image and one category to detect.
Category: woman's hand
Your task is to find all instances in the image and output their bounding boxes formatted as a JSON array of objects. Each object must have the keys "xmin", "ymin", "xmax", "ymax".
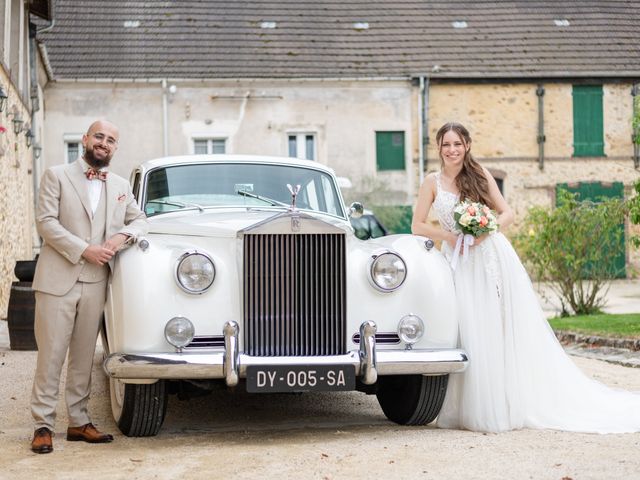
[
  {"xmin": 445, "ymin": 232, "xmax": 460, "ymax": 250},
  {"xmin": 473, "ymin": 232, "xmax": 490, "ymax": 246}
]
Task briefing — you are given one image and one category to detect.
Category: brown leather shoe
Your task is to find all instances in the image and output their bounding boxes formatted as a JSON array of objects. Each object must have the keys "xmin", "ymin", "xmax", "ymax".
[
  {"xmin": 66, "ymin": 423, "xmax": 114, "ymax": 443},
  {"xmin": 31, "ymin": 427, "xmax": 53, "ymax": 454}
]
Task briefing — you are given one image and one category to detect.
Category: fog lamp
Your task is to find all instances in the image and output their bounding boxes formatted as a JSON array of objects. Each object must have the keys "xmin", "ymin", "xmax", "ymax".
[
  {"xmin": 164, "ymin": 316, "xmax": 195, "ymax": 349},
  {"xmin": 398, "ymin": 314, "xmax": 424, "ymax": 345}
]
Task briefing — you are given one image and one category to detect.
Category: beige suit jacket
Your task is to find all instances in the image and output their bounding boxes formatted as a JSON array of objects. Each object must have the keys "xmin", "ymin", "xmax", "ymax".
[{"xmin": 33, "ymin": 160, "xmax": 148, "ymax": 296}]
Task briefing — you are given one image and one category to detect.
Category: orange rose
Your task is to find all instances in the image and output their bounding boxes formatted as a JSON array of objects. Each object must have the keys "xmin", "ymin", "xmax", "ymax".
[{"xmin": 480, "ymin": 216, "xmax": 488, "ymax": 227}]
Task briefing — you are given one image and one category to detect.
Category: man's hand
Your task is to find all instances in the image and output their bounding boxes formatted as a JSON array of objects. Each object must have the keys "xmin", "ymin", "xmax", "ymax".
[
  {"xmin": 81, "ymin": 244, "xmax": 115, "ymax": 266},
  {"xmin": 103, "ymin": 233, "xmax": 130, "ymax": 252}
]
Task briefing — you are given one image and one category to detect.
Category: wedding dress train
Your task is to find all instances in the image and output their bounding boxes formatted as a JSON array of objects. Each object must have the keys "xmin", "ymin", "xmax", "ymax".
[{"xmin": 431, "ymin": 173, "xmax": 640, "ymax": 433}]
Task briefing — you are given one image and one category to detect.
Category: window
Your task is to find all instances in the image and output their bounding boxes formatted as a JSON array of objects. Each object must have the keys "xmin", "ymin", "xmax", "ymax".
[
  {"xmin": 376, "ymin": 131, "xmax": 405, "ymax": 170},
  {"xmin": 287, "ymin": 133, "xmax": 316, "ymax": 161},
  {"xmin": 193, "ymin": 138, "xmax": 226, "ymax": 154},
  {"xmin": 64, "ymin": 135, "xmax": 83, "ymax": 163},
  {"xmin": 572, "ymin": 85, "xmax": 604, "ymax": 157},
  {"xmin": 142, "ymin": 163, "xmax": 344, "ymax": 217},
  {"xmin": 131, "ymin": 171, "xmax": 141, "ymax": 201}
]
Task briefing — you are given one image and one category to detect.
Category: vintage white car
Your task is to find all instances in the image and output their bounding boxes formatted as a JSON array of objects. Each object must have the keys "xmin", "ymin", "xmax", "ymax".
[{"xmin": 102, "ymin": 155, "xmax": 467, "ymax": 436}]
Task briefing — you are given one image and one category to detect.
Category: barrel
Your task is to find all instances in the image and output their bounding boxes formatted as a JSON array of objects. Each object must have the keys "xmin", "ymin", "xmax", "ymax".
[
  {"xmin": 7, "ymin": 281, "xmax": 38, "ymax": 351},
  {"xmin": 14, "ymin": 258, "xmax": 38, "ymax": 282}
]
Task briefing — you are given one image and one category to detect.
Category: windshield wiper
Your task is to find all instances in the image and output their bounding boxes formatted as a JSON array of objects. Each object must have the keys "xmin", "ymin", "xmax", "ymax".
[
  {"xmin": 146, "ymin": 199, "xmax": 205, "ymax": 212},
  {"xmin": 236, "ymin": 190, "xmax": 288, "ymax": 207}
]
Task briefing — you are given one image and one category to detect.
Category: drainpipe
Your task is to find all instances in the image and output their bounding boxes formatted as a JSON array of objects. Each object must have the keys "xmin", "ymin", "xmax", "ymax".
[
  {"xmin": 417, "ymin": 76, "xmax": 430, "ymax": 184},
  {"xmin": 633, "ymin": 84, "xmax": 640, "ymax": 170},
  {"xmin": 536, "ymin": 84, "xmax": 545, "ymax": 171},
  {"xmin": 29, "ymin": 15, "xmax": 55, "ymax": 255},
  {"xmin": 162, "ymin": 79, "xmax": 169, "ymax": 156},
  {"xmin": 28, "ymin": 21, "xmax": 40, "ymax": 253}
]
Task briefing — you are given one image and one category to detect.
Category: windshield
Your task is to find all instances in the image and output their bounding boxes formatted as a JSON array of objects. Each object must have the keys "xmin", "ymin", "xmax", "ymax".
[{"xmin": 143, "ymin": 162, "xmax": 345, "ymax": 218}]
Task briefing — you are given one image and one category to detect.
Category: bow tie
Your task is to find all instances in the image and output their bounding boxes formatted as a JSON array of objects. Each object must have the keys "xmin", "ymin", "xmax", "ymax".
[{"xmin": 86, "ymin": 168, "xmax": 108, "ymax": 182}]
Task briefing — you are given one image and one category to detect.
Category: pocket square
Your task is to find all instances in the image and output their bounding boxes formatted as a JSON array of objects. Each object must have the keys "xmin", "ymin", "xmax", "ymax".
[{"xmin": 117, "ymin": 194, "xmax": 126, "ymax": 202}]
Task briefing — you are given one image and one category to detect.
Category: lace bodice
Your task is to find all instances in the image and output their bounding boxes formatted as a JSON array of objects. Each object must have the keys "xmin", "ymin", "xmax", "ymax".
[
  {"xmin": 432, "ymin": 172, "xmax": 460, "ymax": 233},
  {"xmin": 433, "ymin": 172, "xmax": 503, "ymax": 297}
]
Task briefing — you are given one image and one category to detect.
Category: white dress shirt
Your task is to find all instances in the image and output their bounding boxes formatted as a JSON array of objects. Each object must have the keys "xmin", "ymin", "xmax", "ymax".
[{"xmin": 82, "ymin": 159, "xmax": 106, "ymax": 215}]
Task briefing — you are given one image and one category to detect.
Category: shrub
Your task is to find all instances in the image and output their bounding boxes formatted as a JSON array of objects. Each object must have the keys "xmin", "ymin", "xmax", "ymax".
[
  {"xmin": 515, "ymin": 190, "xmax": 625, "ymax": 316},
  {"xmin": 371, "ymin": 205, "xmax": 413, "ymax": 234},
  {"xmin": 629, "ymin": 179, "xmax": 640, "ymax": 248}
]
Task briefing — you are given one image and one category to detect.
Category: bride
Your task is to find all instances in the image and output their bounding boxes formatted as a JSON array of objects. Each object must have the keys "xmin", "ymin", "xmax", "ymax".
[{"xmin": 411, "ymin": 122, "xmax": 640, "ymax": 433}]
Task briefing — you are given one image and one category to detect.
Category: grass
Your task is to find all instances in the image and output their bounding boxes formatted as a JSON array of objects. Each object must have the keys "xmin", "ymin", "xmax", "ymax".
[{"xmin": 548, "ymin": 313, "xmax": 640, "ymax": 339}]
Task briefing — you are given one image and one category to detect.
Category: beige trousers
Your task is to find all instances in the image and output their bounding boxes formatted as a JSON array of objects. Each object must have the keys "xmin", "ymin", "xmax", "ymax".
[{"xmin": 31, "ymin": 280, "xmax": 107, "ymax": 430}]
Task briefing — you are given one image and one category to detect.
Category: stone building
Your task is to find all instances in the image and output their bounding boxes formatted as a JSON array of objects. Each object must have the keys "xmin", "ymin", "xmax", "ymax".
[
  {"xmin": 0, "ymin": 0, "xmax": 50, "ymax": 317},
  {"xmin": 1, "ymin": 0, "xmax": 638, "ymax": 318}
]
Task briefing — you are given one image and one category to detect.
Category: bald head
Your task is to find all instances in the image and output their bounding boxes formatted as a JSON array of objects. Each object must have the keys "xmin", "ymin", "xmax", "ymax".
[
  {"xmin": 86, "ymin": 120, "xmax": 119, "ymax": 140},
  {"xmin": 82, "ymin": 120, "xmax": 120, "ymax": 168}
]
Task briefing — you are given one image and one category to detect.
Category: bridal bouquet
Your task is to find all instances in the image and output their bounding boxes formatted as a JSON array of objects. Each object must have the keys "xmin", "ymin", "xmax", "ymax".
[
  {"xmin": 450, "ymin": 200, "xmax": 498, "ymax": 271},
  {"xmin": 453, "ymin": 199, "xmax": 499, "ymax": 237}
]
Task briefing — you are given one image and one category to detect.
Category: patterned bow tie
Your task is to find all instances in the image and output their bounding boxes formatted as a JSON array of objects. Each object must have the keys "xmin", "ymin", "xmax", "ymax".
[{"xmin": 86, "ymin": 168, "xmax": 108, "ymax": 181}]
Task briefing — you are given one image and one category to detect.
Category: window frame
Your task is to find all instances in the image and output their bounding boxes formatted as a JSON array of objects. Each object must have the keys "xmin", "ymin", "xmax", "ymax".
[
  {"xmin": 191, "ymin": 137, "xmax": 227, "ymax": 155},
  {"xmin": 63, "ymin": 134, "xmax": 83, "ymax": 164},
  {"xmin": 287, "ymin": 132, "xmax": 317, "ymax": 161}
]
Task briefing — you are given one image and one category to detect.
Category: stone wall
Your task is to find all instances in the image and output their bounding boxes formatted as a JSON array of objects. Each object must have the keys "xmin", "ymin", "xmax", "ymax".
[
  {"xmin": 424, "ymin": 81, "xmax": 640, "ymax": 273},
  {"xmin": 0, "ymin": 69, "xmax": 34, "ymax": 319}
]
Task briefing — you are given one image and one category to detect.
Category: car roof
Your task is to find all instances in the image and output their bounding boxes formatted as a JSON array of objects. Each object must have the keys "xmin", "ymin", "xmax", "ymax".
[{"xmin": 137, "ymin": 154, "xmax": 336, "ymax": 175}]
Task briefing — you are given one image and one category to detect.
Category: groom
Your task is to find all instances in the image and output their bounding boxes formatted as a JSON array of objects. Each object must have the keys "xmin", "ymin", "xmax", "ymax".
[{"xmin": 30, "ymin": 120, "xmax": 147, "ymax": 453}]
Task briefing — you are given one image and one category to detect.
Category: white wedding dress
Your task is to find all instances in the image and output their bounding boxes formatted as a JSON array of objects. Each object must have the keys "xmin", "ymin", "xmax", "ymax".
[{"xmin": 432, "ymin": 173, "xmax": 640, "ymax": 433}]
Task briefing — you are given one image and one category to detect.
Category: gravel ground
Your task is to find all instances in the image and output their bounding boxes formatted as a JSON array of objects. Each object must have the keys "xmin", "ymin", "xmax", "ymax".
[{"xmin": 0, "ymin": 345, "xmax": 639, "ymax": 480}]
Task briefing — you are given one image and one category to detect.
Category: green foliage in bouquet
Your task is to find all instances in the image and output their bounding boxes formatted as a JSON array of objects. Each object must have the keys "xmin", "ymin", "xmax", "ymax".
[{"xmin": 515, "ymin": 190, "xmax": 626, "ymax": 316}]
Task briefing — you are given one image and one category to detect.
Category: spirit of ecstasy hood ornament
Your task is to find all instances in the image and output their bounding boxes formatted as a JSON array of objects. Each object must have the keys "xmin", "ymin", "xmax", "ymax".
[{"xmin": 286, "ymin": 184, "xmax": 301, "ymax": 211}]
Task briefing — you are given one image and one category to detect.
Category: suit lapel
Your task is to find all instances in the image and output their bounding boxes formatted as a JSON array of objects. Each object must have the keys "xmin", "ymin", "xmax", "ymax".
[{"xmin": 65, "ymin": 161, "xmax": 93, "ymax": 219}]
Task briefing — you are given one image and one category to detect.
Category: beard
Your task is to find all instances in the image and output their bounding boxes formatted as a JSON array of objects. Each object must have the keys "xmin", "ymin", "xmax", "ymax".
[{"xmin": 83, "ymin": 145, "xmax": 112, "ymax": 169}]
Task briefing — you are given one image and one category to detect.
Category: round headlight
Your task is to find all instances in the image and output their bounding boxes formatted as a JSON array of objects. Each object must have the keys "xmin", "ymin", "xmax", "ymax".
[
  {"xmin": 398, "ymin": 314, "xmax": 424, "ymax": 345},
  {"xmin": 369, "ymin": 251, "xmax": 407, "ymax": 292},
  {"xmin": 175, "ymin": 251, "xmax": 215, "ymax": 293},
  {"xmin": 164, "ymin": 316, "xmax": 195, "ymax": 348}
]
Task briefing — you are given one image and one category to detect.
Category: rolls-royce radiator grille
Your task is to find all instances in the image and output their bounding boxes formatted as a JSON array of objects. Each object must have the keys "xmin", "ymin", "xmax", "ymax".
[{"xmin": 243, "ymin": 233, "xmax": 346, "ymax": 356}]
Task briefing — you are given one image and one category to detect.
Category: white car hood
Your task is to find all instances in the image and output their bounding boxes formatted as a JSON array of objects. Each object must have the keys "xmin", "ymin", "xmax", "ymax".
[{"xmin": 148, "ymin": 208, "xmax": 350, "ymax": 238}]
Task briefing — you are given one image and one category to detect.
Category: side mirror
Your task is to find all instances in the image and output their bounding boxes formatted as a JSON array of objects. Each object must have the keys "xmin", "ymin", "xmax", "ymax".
[{"xmin": 349, "ymin": 202, "xmax": 364, "ymax": 218}]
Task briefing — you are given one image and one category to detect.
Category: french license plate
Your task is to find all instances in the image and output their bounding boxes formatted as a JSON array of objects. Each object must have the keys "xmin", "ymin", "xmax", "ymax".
[{"xmin": 246, "ymin": 365, "xmax": 356, "ymax": 393}]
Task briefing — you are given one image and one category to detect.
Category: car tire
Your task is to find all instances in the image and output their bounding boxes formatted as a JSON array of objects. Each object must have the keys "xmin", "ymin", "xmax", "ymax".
[
  {"xmin": 376, "ymin": 374, "xmax": 449, "ymax": 425},
  {"xmin": 110, "ymin": 378, "xmax": 168, "ymax": 437}
]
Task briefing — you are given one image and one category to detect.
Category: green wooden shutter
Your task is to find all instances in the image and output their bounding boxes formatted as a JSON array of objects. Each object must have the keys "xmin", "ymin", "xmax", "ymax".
[
  {"xmin": 376, "ymin": 131, "xmax": 405, "ymax": 170},
  {"xmin": 572, "ymin": 85, "xmax": 604, "ymax": 157},
  {"xmin": 556, "ymin": 181, "xmax": 625, "ymax": 278}
]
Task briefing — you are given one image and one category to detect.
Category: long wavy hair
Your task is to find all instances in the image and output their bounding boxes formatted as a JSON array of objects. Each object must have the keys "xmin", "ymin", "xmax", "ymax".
[{"xmin": 436, "ymin": 122, "xmax": 494, "ymax": 209}]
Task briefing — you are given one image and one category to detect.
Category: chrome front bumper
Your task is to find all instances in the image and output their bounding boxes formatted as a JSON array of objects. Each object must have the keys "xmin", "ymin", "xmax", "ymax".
[{"xmin": 103, "ymin": 321, "xmax": 468, "ymax": 386}]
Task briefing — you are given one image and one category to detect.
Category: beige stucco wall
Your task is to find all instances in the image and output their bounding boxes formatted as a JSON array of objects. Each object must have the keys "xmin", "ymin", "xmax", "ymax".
[
  {"xmin": 42, "ymin": 79, "xmax": 640, "ymax": 274},
  {"xmin": 42, "ymin": 80, "xmax": 416, "ymax": 204},
  {"xmin": 0, "ymin": 68, "xmax": 34, "ymax": 318}
]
